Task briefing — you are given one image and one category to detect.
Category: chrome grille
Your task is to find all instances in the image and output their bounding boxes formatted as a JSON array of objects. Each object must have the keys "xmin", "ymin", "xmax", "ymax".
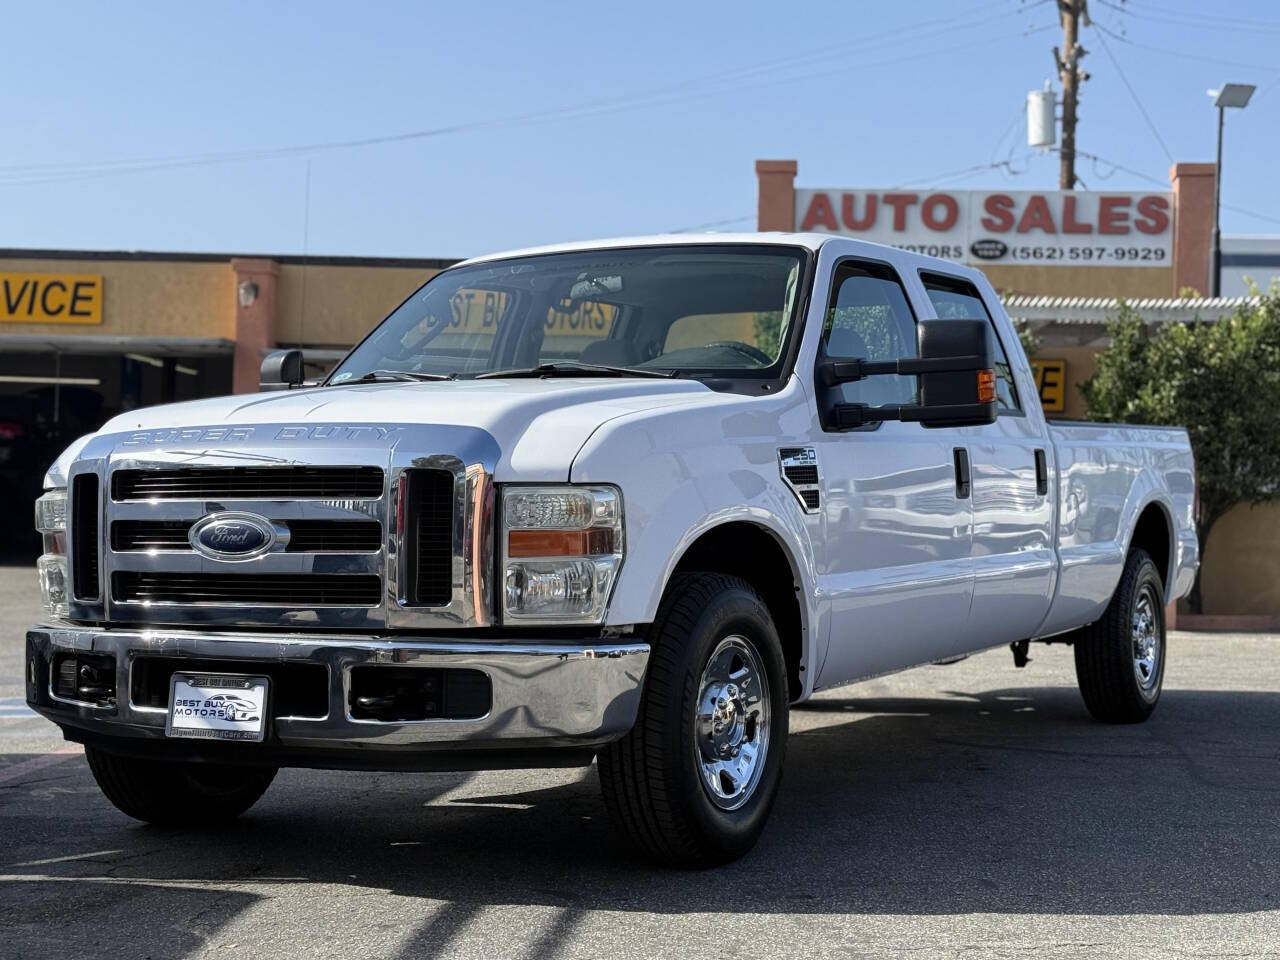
[
  {"xmin": 111, "ymin": 520, "xmax": 190, "ymax": 550},
  {"xmin": 111, "ymin": 466, "xmax": 383, "ymax": 501},
  {"xmin": 71, "ymin": 474, "xmax": 100, "ymax": 600},
  {"xmin": 406, "ymin": 469, "xmax": 455, "ymax": 606},
  {"xmin": 113, "ymin": 572, "xmax": 382, "ymax": 606},
  {"xmin": 285, "ymin": 520, "xmax": 383, "ymax": 552},
  {"xmin": 111, "ymin": 518, "xmax": 382, "ymax": 553},
  {"xmin": 102, "ymin": 462, "xmax": 391, "ymax": 626},
  {"xmin": 64, "ymin": 422, "xmax": 494, "ymax": 631}
]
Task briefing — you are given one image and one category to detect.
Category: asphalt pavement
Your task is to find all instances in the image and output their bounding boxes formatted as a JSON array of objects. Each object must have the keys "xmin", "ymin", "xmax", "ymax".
[{"xmin": 1, "ymin": 564, "xmax": 1278, "ymax": 959}]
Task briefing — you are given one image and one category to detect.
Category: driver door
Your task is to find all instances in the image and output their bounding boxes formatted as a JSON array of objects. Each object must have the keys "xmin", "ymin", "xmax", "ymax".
[{"xmin": 813, "ymin": 259, "xmax": 976, "ymax": 687}]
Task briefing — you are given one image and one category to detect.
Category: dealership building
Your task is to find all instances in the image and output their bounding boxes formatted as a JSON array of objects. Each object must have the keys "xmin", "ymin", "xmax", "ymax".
[{"xmin": 1, "ymin": 158, "xmax": 1277, "ymax": 617}]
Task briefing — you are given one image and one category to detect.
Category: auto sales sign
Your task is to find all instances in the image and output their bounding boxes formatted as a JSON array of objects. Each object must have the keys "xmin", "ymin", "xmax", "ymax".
[{"xmin": 794, "ymin": 189, "xmax": 1173, "ymax": 267}]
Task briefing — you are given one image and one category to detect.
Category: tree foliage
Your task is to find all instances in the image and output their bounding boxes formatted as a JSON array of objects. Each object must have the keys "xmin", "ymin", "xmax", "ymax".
[{"xmin": 1081, "ymin": 296, "xmax": 1280, "ymax": 611}]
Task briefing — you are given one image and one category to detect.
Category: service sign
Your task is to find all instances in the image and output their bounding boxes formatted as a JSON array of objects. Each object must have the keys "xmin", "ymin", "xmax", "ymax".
[
  {"xmin": 795, "ymin": 189, "xmax": 1173, "ymax": 267},
  {"xmin": 1, "ymin": 273, "xmax": 103, "ymax": 324}
]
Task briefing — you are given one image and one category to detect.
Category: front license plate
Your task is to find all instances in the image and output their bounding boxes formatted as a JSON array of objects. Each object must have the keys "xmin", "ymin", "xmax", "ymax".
[{"xmin": 166, "ymin": 672, "xmax": 269, "ymax": 742}]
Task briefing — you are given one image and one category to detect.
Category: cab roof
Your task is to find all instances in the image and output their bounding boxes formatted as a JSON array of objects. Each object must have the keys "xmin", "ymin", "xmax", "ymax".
[{"xmin": 455, "ymin": 232, "xmax": 988, "ymax": 285}]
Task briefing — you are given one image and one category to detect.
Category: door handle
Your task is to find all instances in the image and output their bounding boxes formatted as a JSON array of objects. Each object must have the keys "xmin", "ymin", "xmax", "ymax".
[
  {"xmin": 1034, "ymin": 448, "xmax": 1048, "ymax": 496},
  {"xmin": 953, "ymin": 447, "xmax": 970, "ymax": 499}
]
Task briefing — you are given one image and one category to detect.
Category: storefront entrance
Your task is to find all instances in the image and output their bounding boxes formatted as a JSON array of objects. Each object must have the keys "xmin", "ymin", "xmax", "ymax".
[{"xmin": 0, "ymin": 341, "xmax": 232, "ymax": 559}]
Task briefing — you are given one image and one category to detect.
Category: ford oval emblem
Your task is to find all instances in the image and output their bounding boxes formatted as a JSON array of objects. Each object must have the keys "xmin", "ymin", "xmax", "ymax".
[
  {"xmin": 969, "ymin": 238, "xmax": 1008, "ymax": 261},
  {"xmin": 189, "ymin": 513, "xmax": 277, "ymax": 560}
]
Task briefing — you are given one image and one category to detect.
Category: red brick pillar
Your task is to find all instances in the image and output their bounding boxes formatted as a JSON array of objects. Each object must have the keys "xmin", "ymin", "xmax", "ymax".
[
  {"xmin": 1170, "ymin": 163, "xmax": 1216, "ymax": 297},
  {"xmin": 230, "ymin": 258, "xmax": 279, "ymax": 394},
  {"xmin": 756, "ymin": 160, "xmax": 798, "ymax": 232}
]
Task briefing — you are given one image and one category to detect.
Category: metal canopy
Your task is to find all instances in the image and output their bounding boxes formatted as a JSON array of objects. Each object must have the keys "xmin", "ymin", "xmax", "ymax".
[
  {"xmin": 0, "ymin": 334, "xmax": 234, "ymax": 355},
  {"xmin": 1003, "ymin": 294, "xmax": 1261, "ymax": 325}
]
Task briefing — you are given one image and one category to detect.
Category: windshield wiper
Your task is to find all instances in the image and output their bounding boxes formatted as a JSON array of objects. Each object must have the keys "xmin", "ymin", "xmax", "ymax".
[
  {"xmin": 474, "ymin": 362, "xmax": 676, "ymax": 380},
  {"xmin": 329, "ymin": 369, "xmax": 455, "ymax": 385}
]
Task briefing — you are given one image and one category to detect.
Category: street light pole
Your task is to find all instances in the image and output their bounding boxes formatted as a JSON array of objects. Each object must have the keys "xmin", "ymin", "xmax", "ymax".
[
  {"xmin": 1209, "ymin": 83, "xmax": 1256, "ymax": 298},
  {"xmin": 1212, "ymin": 104, "xmax": 1224, "ymax": 297}
]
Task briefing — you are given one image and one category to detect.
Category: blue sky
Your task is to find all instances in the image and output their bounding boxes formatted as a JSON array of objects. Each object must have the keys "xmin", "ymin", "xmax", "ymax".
[{"xmin": 2, "ymin": 0, "xmax": 1278, "ymax": 259}]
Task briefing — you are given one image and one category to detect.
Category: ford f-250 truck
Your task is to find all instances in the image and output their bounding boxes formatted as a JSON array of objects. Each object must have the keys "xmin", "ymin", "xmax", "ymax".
[{"xmin": 27, "ymin": 234, "xmax": 1198, "ymax": 866}]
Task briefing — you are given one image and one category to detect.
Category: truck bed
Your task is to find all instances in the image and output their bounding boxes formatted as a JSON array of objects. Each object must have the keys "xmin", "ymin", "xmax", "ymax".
[{"xmin": 1038, "ymin": 419, "xmax": 1198, "ymax": 637}]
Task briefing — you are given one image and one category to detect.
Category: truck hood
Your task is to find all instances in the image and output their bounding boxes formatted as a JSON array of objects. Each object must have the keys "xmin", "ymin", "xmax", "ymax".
[{"xmin": 60, "ymin": 378, "xmax": 736, "ymax": 483}]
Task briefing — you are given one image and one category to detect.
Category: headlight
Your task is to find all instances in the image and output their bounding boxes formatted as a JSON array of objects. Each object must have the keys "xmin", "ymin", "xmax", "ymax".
[
  {"xmin": 34, "ymin": 488, "xmax": 69, "ymax": 617},
  {"xmin": 502, "ymin": 485, "xmax": 623, "ymax": 623}
]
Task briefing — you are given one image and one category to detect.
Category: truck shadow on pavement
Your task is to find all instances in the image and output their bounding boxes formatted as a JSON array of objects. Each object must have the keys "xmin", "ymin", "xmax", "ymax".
[{"xmin": 3, "ymin": 684, "xmax": 1279, "ymax": 958}]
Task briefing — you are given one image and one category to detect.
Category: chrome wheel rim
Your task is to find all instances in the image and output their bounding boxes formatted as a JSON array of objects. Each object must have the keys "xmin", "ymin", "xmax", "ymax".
[
  {"xmin": 1132, "ymin": 583, "xmax": 1162, "ymax": 698},
  {"xmin": 694, "ymin": 635, "xmax": 770, "ymax": 811}
]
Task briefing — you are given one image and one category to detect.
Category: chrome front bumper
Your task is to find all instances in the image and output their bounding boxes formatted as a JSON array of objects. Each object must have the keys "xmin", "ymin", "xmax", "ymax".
[{"xmin": 26, "ymin": 624, "xmax": 649, "ymax": 768}]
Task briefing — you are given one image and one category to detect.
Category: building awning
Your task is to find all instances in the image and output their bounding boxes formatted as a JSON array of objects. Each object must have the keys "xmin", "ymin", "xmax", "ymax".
[
  {"xmin": 1001, "ymin": 294, "xmax": 1264, "ymax": 346},
  {"xmin": 0, "ymin": 334, "xmax": 234, "ymax": 355},
  {"xmin": 1003, "ymin": 294, "xmax": 1262, "ymax": 324}
]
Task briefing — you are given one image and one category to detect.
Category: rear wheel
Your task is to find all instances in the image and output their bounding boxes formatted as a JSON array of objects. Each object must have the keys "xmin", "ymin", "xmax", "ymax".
[
  {"xmin": 85, "ymin": 747, "xmax": 277, "ymax": 826},
  {"xmin": 598, "ymin": 572, "xmax": 789, "ymax": 867},
  {"xmin": 1074, "ymin": 548, "xmax": 1166, "ymax": 723}
]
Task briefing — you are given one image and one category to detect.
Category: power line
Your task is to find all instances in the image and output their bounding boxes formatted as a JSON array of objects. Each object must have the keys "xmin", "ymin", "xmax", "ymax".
[
  {"xmin": 1093, "ymin": 0, "xmax": 1130, "ymax": 15},
  {"xmin": 1064, "ymin": 148, "xmax": 1167, "ymax": 187},
  {"xmin": 1220, "ymin": 203, "xmax": 1280, "ymax": 228},
  {"xmin": 1118, "ymin": 1, "xmax": 1280, "ymax": 35},
  {"xmin": 669, "ymin": 215, "xmax": 756, "ymax": 234},
  {"xmin": 990, "ymin": 100, "xmax": 1028, "ymax": 164},
  {"xmin": 0, "ymin": 1, "xmax": 1032, "ymax": 187},
  {"xmin": 892, "ymin": 159, "xmax": 1028, "ymax": 189},
  {"xmin": 1057, "ymin": 147, "xmax": 1280, "ymax": 227},
  {"xmin": 1092, "ymin": 26, "xmax": 1174, "ymax": 163},
  {"xmin": 1092, "ymin": 21, "xmax": 1279, "ymax": 73},
  {"xmin": 1254, "ymin": 74, "xmax": 1280, "ymax": 104}
]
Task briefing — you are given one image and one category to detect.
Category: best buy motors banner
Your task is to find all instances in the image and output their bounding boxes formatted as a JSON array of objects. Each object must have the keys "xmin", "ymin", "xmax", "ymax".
[{"xmin": 794, "ymin": 189, "xmax": 1173, "ymax": 267}]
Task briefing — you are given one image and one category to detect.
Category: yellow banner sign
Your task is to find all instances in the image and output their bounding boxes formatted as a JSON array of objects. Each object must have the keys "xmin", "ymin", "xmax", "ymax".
[
  {"xmin": 1031, "ymin": 358, "xmax": 1066, "ymax": 412},
  {"xmin": 1, "ymin": 273, "xmax": 102, "ymax": 325}
]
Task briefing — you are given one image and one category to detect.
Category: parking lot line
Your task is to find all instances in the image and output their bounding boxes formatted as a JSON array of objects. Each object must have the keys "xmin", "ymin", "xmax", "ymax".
[{"xmin": 0, "ymin": 696, "xmax": 38, "ymax": 719}]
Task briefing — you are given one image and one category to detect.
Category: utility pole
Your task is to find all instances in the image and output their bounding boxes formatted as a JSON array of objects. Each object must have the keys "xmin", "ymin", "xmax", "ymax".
[{"xmin": 1053, "ymin": 0, "xmax": 1090, "ymax": 190}]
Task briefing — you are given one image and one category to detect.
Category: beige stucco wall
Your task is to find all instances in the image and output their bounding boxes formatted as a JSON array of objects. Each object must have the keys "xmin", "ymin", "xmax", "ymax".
[
  {"xmin": 984, "ymin": 264, "xmax": 1175, "ymax": 299},
  {"xmin": 0, "ymin": 257, "xmax": 233, "ymax": 339},
  {"xmin": 1199, "ymin": 502, "xmax": 1280, "ymax": 615},
  {"xmin": 275, "ymin": 264, "xmax": 445, "ymax": 346}
]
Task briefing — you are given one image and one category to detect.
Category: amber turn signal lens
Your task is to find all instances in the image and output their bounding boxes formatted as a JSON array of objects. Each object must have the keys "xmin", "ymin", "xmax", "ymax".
[
  {"xmin": 508, "ymin": 528, "xmax": 616, "ymax": 558},
  {"xmin": 976, "ymin": 369, "xmax": 997, "ymax": 404}
]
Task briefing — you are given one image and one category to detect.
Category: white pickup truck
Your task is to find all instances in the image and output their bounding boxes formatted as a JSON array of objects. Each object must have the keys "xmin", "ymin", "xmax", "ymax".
[{"xmin": 27, "ymin": 234, "xmax": 1198, "ymax": 866}]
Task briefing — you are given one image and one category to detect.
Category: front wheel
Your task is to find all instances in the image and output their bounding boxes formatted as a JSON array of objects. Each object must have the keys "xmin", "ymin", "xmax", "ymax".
[
  {"xmin": 85, "ymin": 747, "xmax": 277, "ymax": 826},
  {"xmin": 1074, "ymin": 548, "xmax": 1166, "ymax": 723},
  {"xmin": 598, "ymin": 572, "xmax": 789, "ymax": 867}
]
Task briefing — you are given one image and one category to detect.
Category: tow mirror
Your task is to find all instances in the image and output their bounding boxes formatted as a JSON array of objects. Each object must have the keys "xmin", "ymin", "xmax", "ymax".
[
  {"xmin": 817, "ymin": 318, "xmax": 998, "ymax": 429},
  {"xmin": 260, "ymin": 349, "xmax": 304, "ymax": 392}
]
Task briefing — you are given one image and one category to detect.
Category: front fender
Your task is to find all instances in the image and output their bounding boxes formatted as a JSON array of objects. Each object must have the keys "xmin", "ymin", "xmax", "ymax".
[{"xmin": 569, "ymin": 383, "xmax": 827, "ymax": 699}]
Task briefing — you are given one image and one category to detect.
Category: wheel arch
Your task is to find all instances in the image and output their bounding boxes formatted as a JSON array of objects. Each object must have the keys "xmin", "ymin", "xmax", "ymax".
[
  {"xmin": 1128, "ymin": 498, "xmax": 1174, "ymax": 596},
  {"xmin": 665, "ymin": 519, "xmax": 812, "ymax": 702}
]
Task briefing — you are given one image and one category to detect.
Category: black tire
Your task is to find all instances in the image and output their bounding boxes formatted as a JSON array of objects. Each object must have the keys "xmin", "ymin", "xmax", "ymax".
[
  {"xmin": 598, "ymin": 572, "xmax": 789, "ymax": 867},
  {"xmin": 85, "ymin": 746, "xmax": 277, "ymax": 826},
  {"xmin": 1074, "ymin": 548, "xmax": 1166, "ymax": 724}
]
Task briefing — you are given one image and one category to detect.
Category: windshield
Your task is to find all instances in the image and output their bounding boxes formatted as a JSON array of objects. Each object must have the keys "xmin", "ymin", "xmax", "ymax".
[{"xmin": 328, "ymin": 244, "xmax": 806, "ymax": 383}]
